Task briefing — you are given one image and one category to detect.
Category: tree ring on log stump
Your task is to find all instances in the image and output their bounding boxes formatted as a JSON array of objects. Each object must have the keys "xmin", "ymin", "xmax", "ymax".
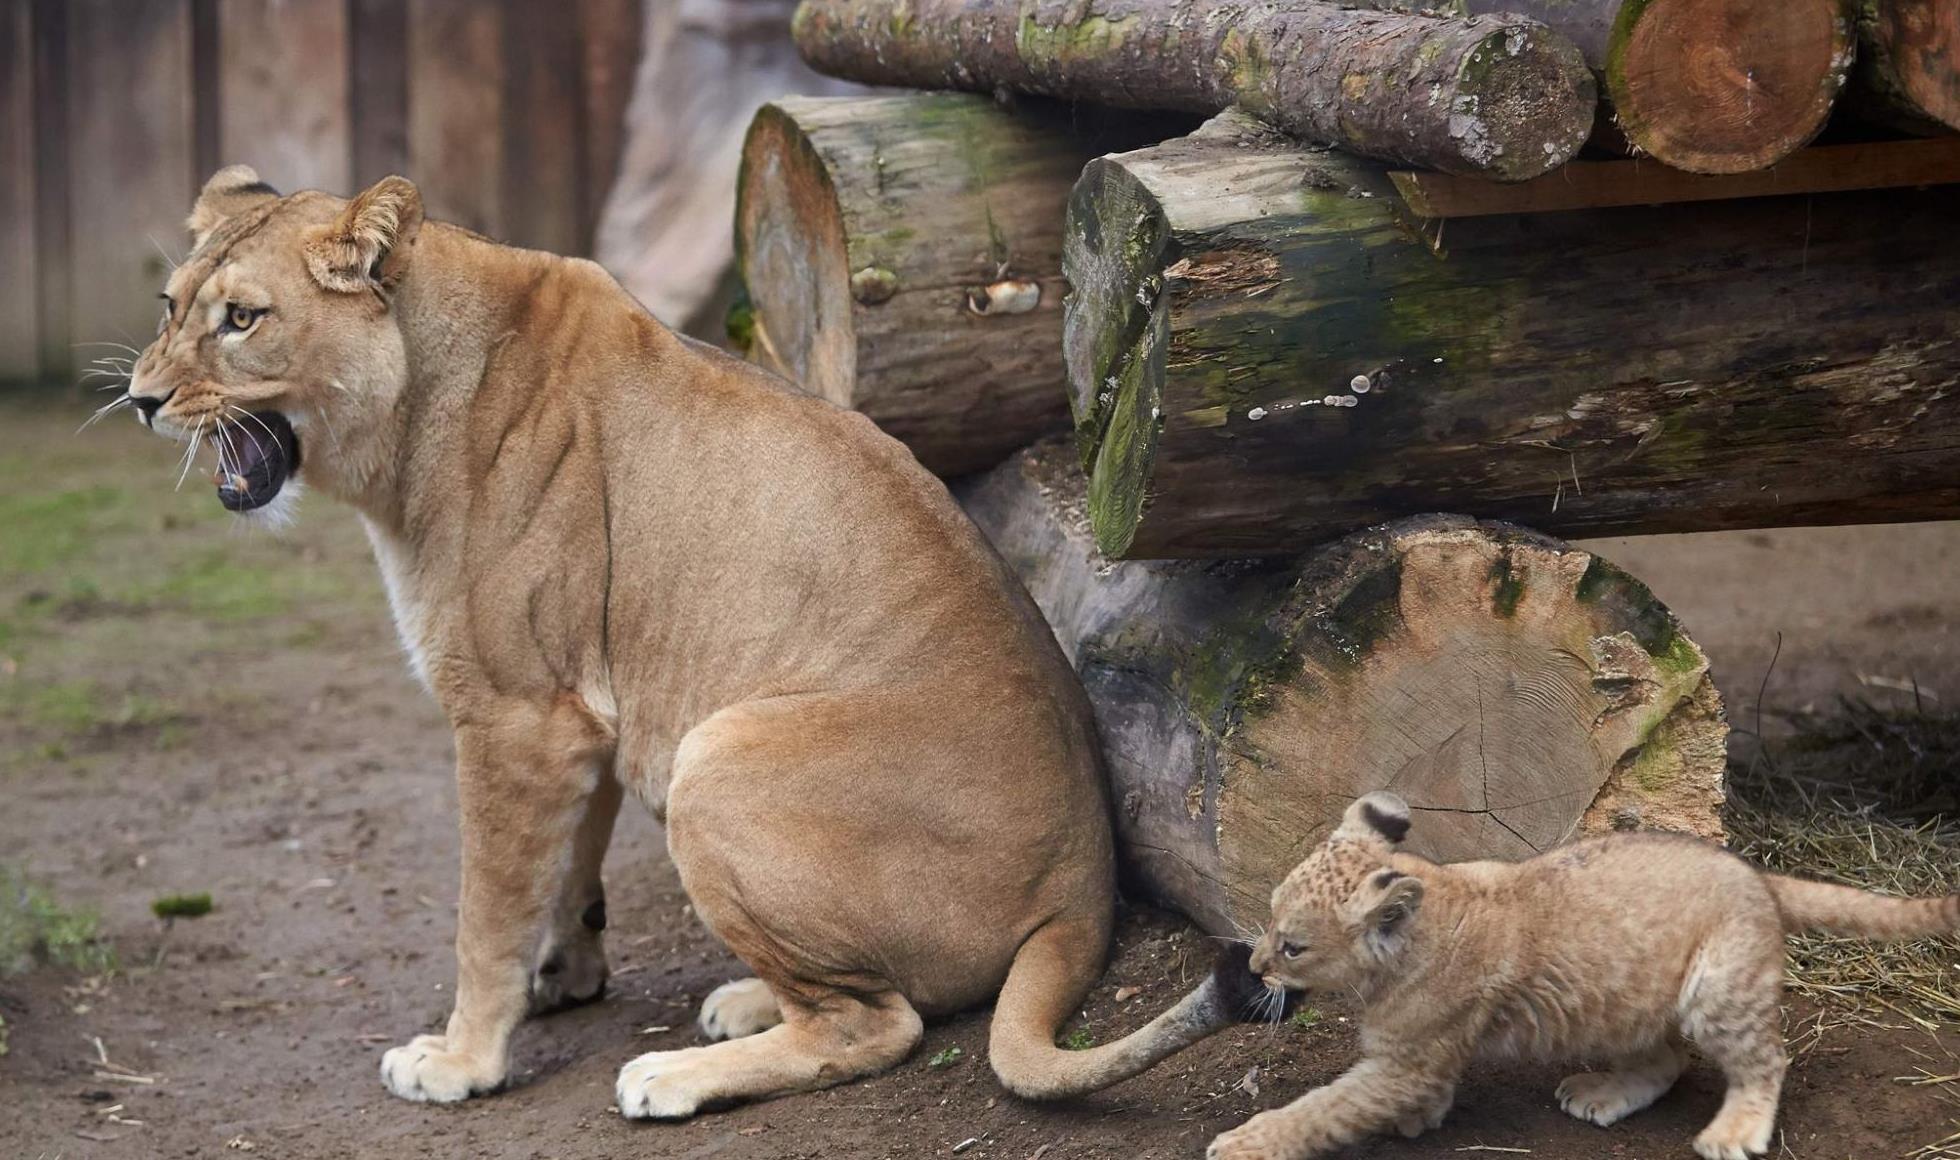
[
  {"xmin": 1607, "ymin": 0, "xmax": 1852, "ymax": 174},
  {"xmin": 1199, "ymin": 518, "xmax": 1726, "ymax": 931}
]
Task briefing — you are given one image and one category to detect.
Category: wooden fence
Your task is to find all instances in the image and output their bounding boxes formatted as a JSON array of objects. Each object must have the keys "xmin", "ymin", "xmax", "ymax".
[{"xmin": 0, "ymin": 0, "xmax": 642, "ymax": 385}]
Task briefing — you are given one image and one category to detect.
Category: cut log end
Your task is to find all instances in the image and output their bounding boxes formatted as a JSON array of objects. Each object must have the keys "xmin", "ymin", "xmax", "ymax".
[
  {"xmin": 962, "ymin": 447, "xmax": 1728, "ymax": 937},
  {"xmin": 1209, "ymin": 519, "xmax": 1726, "ymax": 926},
  {"xmin": 1607, "ymin": 0, "xmax": 1852, "ymax": 174},
  {"xmin": 1856, "ymin": 0, "xmax": 1960, "ymax": 132},
  {"xmin": 1446, "ymin": 23, "xmax": 1598, "ymax": 181}
]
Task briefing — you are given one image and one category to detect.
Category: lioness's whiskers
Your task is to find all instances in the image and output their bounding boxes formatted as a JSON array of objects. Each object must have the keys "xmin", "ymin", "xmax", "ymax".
[
  {"xmin": 147, "ymin": 233, "xmax": 182, "ymax": 273},
  {"xmin": 174, "ymin": 416, "xmax": 207, "ymax": 490},
  {"xmin": 74, "ymin": 340, "xmax": 143, "ymax": 356},
  {"xmin": 76, "ymin": 393, "xmax": 133, "ymax": 433}
]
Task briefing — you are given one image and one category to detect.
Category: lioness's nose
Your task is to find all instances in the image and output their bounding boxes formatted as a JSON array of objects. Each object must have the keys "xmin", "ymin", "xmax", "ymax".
[{"xmin": 129, "ymin": 388, "xmax": 173, "ymax": 424}]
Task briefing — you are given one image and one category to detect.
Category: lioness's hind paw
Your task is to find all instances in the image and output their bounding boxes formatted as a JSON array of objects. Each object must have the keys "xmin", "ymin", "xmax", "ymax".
[
  {"xmin": 698, "ymin": 978, "xmax": 783, "ymax": 1042},
  {"xmin": 379, "ymin": 1034, "xmax": 501, "ymax": 1103}
]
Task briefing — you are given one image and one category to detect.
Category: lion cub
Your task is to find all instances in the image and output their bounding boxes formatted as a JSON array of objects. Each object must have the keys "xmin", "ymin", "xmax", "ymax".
[{"xmin": 1210, "ymin": 792, "xmax": 1960, "ymax": 1160}]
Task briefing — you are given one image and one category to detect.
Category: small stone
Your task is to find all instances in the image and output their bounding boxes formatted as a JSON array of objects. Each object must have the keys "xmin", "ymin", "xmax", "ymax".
[
  {"xmin": 1349, "ymin": 374, "xmax": 1371, "ymax": 394},
  {"xmin": 1113, "ymin": 985, "xmax": 1142, "ymax": 1002},
  {"xmin": 1246, "ymin": 407, "xmax": 1268, "ymax": 421},
  {"xmin": 953, "ymin": 1138, "xmax": 980, "ymax": 1154}
]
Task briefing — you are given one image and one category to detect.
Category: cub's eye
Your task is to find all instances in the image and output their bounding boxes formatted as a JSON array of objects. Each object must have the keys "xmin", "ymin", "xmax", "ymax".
[
  {"xmin": 1279, "ymin": 941, "xmax": 1305, "ymax": 960},
  {"xmin": 222, "ymin": 303, "xmax": 267, "ymax": 334}
]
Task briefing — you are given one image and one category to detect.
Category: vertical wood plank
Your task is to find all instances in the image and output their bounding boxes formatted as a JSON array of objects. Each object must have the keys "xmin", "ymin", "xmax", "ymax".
[
  {"xmin": 503, "ymin": 0, "xmax": 584, "ymax": 254},
  {"xmin": 578, "ymin": 0, "xmax": 641, "ymax": 250},
  {"xmin": 67, "ymin": 0, "xmax": 194, "ymax": 370},
  {"xmin": 0, "ymin": 0, "xmax": 39, "ymax": 382},
  {"xmin": 350, "ymin": 0, "xmax": 407, "ymax": 186},
  {"xmin": 218, "ymin": 0, "xmax": 350, "ymax": 194},
  {"xmin": 29, "ymin": 0, "xmax": 68, "ymax": 382},
  {"xmin": 191, "ymin": 0, "xmax": 219, "ymax": 179},
  {"xmin": 406, "ymin": 0, "xmax": 503, "ymax": 237}
]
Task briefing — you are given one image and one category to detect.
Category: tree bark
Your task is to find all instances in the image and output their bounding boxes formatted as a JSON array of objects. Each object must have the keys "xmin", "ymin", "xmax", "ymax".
[
  {"xmin": 1846, "ymin": 0, "xmax": 1960, "ymax": 133},
  {"xmin": 958, "ymin": 443, "xmax": 1727, "ymax": 936},
  {"xmin": 791, "ymin": 0, "xmax": 1595, "ymax": 181},
  {"xmin": 1064, "ymin": 112, "xmax": 1960, "ymax": 560},
  {"xmin": 736, "ymin": 93, "xmax": 1175, "ymax": 475},
  {"xmin": 1359, "ymin": 0, "xmax": 1853, "ymax": 173}
]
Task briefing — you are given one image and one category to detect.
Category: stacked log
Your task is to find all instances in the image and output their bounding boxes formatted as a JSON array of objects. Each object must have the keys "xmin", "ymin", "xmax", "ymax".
[
  {"xmin": 958, "ymin": 443, "xmax": 1727, "ymax": 935},
  {"xmin": 1357, "ymin": 0, "xmax": 1856, "ymax": 174},
  {"xmin": 791, "ymin": 0, "xmax": 1597, "ymax": 181},
  {"xmin": 1847, "ymin": 0, "xmax": 1960, "ymax": 133},
  {"xmin": 735, "ymin": 93, "xmax": 1177, "ymax": 475},
  {"xmin": 1063, "ymin": 112, "xmax": 1960, "ymax": 559}
]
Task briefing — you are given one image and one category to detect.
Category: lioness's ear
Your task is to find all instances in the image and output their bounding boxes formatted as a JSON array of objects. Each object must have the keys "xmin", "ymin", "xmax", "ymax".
[
  {"xmin": 305, "ymin": 175, "xmax": 423, "ymax": 294},
  {"xmin": 1349, "ymin": 868, "xmax": 1425, "ymax": 942},
  {"xmin": 188, "ymin": 165, "xmax": 280, "ymax": 248},
  {"xmin": 1334, "ymin": 791, "xmax": 1412, "ymax": 846}
]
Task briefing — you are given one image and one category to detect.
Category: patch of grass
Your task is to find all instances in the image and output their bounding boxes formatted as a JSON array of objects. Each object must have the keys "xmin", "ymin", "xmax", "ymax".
[
  {"xmin": 0, "ymin": 485, "xmax": 127, "ymax": 574},
  {"xmin": 926, "ymin": 1045, "xmax": 963, "ymax": 1068},
  {"xmin": 0, "ymin": 679, "xmax": 175, "ymax": 736},
  {"xmin": 0, "ymin": 865, "xmax": 115, "ymax": 976},
  {"xmin": 1060, "ymin": 1029, "xmax": 1095, "ymax": 1051},
  {"xmin": 1726, "ymin": 699, "xmax": 1960, "ymax": 1031},
  {"xmin": 151, "ymin": 892, "xmax": 213, "ymax": 919},
  {"xmin": 1290, "ymin": 1006, "xmax": 1323, "ymax": 1029}
]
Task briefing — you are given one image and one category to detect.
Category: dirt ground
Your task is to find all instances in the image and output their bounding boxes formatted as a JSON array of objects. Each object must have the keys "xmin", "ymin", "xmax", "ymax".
[{"xmin": 3, "ymin": 393, "xmax": 1958, "ymax": 1160}]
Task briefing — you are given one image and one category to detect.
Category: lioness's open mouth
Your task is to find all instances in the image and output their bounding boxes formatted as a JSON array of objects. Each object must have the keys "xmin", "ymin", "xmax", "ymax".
[{"xmin": 213, "ymin": 411, "xmax": 300, "ymax": 511}]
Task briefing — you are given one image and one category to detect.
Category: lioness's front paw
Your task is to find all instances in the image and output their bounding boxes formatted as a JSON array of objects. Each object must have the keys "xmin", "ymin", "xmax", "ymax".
[
  {"xmin": 616, "ymin": 1046, "xmax": 717, "ymax": 1120},
  {"xmin": 380, "ymin": 1034, "xmax": 503, "ymax": 1103},
  {"xmin": 1207, "ymin": 1112, "xmax": 1286, "ymax": 1160}
]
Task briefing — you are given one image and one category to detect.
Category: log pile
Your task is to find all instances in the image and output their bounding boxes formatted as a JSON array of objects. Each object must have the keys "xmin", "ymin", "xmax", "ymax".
[
  {"xmin": 958, "ymin": 443, "xmax": 1726, "ymax": 934},
  {"xmin": 718, "ymin": 0, "xmax": 1960, "ymax": 924},
  {"xmin": 1063, "ymin": 111, "xmax": 1960, "ymax": 558}
]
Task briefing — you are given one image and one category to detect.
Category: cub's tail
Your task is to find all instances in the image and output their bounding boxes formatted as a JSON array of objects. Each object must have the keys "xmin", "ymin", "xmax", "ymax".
[
  {"xmin": 987, "ymin": 920, "xmax": 1281, "ymax": 1100},
  {"xmin": 1767, "ymin": 874, "xmax": 1960, "ymax": 941}
]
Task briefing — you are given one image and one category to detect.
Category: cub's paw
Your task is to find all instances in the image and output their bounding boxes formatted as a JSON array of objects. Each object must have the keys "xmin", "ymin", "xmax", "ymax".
[
  {"xmin": 1557, "ymin": 1071, "xmax": 1646, "ymax": 1127},
  {"xmin": 379, "ymin": 1034, "xmax": 503, "ymax": 1103},
  {"xmin": 698, "ymin": 978, "xmax": 783, "ymax": 1042},
  {"xmin": 1207, "ymin": 1111, "xmax": 1287, "ymax": 1160},
  {"xmin": 528, "ymin": 930, "xmax": 609, "ymax": 1016},
  {"xmin": 616, "ymin": 1046, "xmax": 717, "ymax": 1120},
  {"xmin": 1693, "ymin": 1120, "xmax": 1774, "ymax": 1160}
]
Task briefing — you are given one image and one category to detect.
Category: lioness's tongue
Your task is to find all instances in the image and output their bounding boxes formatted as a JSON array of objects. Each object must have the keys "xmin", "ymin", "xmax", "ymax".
[{"xmin": 214, "ymin": 411, "xmax": 298, "ymax": 512}]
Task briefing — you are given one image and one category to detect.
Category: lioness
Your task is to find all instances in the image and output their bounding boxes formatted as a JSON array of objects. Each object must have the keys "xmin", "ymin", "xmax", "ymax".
[
  {"xmin": 1215, "ymin": 792, "xmax": 1960, "ymax": 1160},
  {"xmin": 123, "ymin": 168, "xmax": 1242, "ymax": 1115}
]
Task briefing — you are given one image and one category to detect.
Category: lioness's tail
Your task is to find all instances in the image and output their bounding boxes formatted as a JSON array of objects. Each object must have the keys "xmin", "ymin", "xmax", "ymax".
[
  {"xmin": 1768, "ymin": 874, "xmax": 1960, "ymax": 940},
  {"xmin": 987, "ymin": 920, "xmax": 1271, "ymax": 1100}
]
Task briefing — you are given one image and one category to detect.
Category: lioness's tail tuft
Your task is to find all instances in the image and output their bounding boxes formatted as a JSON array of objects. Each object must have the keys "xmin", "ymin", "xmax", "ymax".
[
  {"xmin": 988, "ymin": 923, "xmax": 1250, "ymax": 1101},
  {"xmin": 1768, "ymin": 874, "xmax": 1960, "ymax": 940}
]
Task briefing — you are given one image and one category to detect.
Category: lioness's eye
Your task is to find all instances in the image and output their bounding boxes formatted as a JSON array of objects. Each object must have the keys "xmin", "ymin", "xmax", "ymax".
[
  {"xmin": 1279, "ymin": 941, "xmax": 1304, "ymax": 959},
  {"xmin": 223, "ymin": 304, "xmax": 266, "ymax": 333}
]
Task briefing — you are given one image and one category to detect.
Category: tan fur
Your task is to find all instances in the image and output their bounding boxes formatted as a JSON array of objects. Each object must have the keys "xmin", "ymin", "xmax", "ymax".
[
  {"xmin": 126, "ymin": 169, "xmax": 1225, "ymax": 1116},
  {"xmin": 1212, "ymin": 792, "xmax": 1960, "ymax": 1160}
]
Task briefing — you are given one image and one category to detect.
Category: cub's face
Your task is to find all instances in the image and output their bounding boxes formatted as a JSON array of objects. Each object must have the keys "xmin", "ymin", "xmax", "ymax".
[
  {"xmin": 125, "ymin": 166, "xmax": 422, "ymax": 518},
  {"xmin": 1250, "ymin": 793, "xmax": 1425, "ymax": 996}
]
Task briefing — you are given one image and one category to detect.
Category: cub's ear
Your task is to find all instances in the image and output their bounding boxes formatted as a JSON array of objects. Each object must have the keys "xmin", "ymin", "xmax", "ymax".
[
  {"xmin": 1334, "ymin": 791, "xmax": 1412, "ymax": 847},
  {"xmin": 305, "ymin": 175, "xmax": 423, "ymax": 294},
  {"xmin": 1349, "ymin": 867, "xmax": 1425, "ymax": 941},
  {"xmin": 187, "ymin": 165, "xmax": 280, "ymax": 248}
]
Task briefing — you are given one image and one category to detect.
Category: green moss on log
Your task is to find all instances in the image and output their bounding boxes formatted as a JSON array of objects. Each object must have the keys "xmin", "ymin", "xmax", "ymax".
[{"xmin": 1575, "ymin": 556, "xmax": 1677, "ymax": 658}]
